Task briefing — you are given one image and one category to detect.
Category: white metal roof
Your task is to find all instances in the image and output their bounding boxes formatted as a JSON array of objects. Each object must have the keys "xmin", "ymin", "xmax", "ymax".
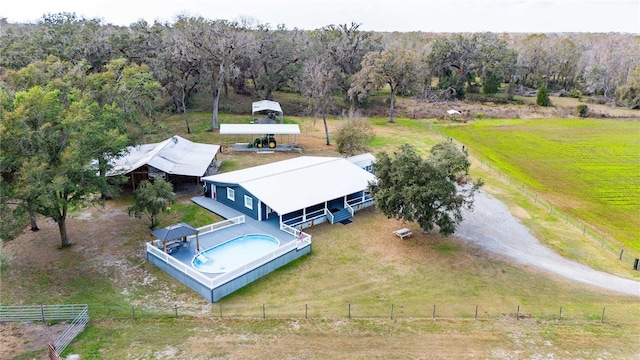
[
  {"xmin": 252, "ymin": 100, "xmax": 282, "ymax": 115},
  {"xmin": 202, "ymin": 156, "xmax": 376, "ymax": 214},
  {"xmin": 220, "ymin": 124, "xmax": 300, "ymax": 135},
  {"xmin": 346, "ymin": 153, "xmax": 376, "ymax": 169},
  {"xmin": 109, "ymin": 135, "xmax": 220, "ymax": 177}
]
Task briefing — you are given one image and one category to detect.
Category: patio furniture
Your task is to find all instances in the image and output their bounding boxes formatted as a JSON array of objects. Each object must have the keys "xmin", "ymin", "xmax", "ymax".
[{"xmin": 393, "ymin": 228, "xmax": 413, "ymax": 239}]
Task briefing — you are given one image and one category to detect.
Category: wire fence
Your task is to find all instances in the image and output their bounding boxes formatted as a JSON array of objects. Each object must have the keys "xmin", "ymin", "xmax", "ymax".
[
  {"xmin": 471, "ymin": 155, "xmax": 640, "ymax": 269},
  {"xmin": 83, "ymin": 303, "xmax": 638, "ymax": 324},
  {"xmin": 432, "ymin": 129, "xmax": 640, "ymax": 271}
]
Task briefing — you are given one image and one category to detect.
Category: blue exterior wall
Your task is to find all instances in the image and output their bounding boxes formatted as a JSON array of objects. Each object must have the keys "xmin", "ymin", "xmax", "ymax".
[
  {"xmin": 146, "ymin": 252, "xmax": 213, "ymax": 300},
  {"xmin": 209, "ymin": 183, "xmax": 259, "ymax": 220},
  {"xmin": 327, "ymin": 198, "xmax": 344, "ymax": 210},
  {"xmin": 347, "ymin": 190, "xmax": 366, "ymax": 202},
  {"xmin": 212, "ymin": 244, "xmax": 311, "ymax": 302},
  {"xmin": 147, "ymin": 243, "xmax": 312, "ymax": 303}
]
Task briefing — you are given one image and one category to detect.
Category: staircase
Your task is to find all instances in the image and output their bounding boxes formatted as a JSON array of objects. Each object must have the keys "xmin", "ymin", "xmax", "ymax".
[{"xmin": 330, "ymin": 208, "xmax": 352, "ymax": 224}]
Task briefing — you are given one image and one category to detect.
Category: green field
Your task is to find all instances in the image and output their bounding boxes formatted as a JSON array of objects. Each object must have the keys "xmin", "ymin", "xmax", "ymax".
[
  {"xmin": 4, "ymin": 113, "xmax": 640, "ymax": 359},
  {"xmin": 439, "ymin": 119, "xmax": 640, "ymax": 252}
]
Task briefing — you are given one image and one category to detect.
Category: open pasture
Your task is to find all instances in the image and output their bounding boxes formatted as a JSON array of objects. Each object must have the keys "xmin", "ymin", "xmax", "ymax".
[{"xmin": 439, "ymin": 118, "xmax": 640, "ymax": 252}]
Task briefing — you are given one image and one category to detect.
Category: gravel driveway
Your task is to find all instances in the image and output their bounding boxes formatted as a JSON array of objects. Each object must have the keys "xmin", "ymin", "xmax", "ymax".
[{"xmin": 455, "ymin": 191, "xmax": 640, "ymax": 297}]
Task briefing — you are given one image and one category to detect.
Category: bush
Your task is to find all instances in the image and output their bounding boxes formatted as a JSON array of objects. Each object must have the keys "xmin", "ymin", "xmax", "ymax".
[
  {"xmin": 536, "ymin": 85, "xmax": 550, "ymax": 107},
  {"xmin": 569, "ymin": 89, "xmax": 582, "ymax": 99},
  {"xmin": 482, "ymin": 75, "xmax": 500, "ymax": 94},
  {"xmin": 576, "ymin": 104, "xmax": 589, "ymax": 117}
]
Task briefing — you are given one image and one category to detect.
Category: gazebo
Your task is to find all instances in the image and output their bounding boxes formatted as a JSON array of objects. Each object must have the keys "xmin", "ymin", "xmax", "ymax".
[{"xmin": 149, "ymin": 222, "xmax": 200, "ymax": 253}]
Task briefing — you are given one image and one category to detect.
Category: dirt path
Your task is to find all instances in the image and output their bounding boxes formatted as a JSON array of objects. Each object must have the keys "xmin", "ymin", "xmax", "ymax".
[{"xmin": 456, "ymin": 191, "xmax": 640, "ymax": 297}]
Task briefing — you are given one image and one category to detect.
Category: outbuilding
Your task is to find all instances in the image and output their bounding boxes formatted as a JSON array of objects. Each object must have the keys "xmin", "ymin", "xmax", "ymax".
[
  {"xmin": 220, "ymin": 123, "xmax": 301, "ymax": 152},
  {"xmin": 252, "ymin": 100, "xmax": 283, "ymax": 124},
  {"xmin": 109, "ymin": 135, "xmax": 220, "ymax": 189}
]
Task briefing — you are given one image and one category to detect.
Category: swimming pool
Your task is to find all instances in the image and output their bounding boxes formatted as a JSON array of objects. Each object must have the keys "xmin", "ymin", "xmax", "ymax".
[{"xmin": 192, "ymin": 234, "xmax": 280, "ymax": 273}]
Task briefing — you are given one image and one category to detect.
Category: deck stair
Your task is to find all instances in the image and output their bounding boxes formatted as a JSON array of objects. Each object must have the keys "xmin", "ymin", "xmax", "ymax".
[{"xmin": 330, "ymin": 208, "xmax": 352, "ymax": 224}]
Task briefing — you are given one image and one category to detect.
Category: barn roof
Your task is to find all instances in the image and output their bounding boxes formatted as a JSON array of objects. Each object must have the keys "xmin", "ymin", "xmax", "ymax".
[
  {"xmin": 220, "ymin": 124, "xmax": 300, "ymax": 135},
  {"xmin": 202, "ymin": 156, "xmax": 375, "ymax": 215},
  {"xmin": 108, "ymin": 135, "xmax": 220, "ymax": 177}
]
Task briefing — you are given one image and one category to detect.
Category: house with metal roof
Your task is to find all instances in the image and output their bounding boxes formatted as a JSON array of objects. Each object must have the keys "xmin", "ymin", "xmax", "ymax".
[
  {"xmin": 109, "ymin": 135, "xmax": 220, "ymax": 189},
  {"xmin": 201, "ymin": 155, "xmax": 375, "ymax": 229}
]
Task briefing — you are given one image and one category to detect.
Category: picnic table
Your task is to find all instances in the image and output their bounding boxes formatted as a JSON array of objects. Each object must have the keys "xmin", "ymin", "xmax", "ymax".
[{"xmin": 393, "ymin": 228, "xmax": 413, "ymax": 239}]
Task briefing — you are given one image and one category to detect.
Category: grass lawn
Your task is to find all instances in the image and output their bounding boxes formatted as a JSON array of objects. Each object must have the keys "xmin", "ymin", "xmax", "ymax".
[
  {"xmin": 3, "ymin": 107, "xmax": 640, "ymax": 359},
  {"xmin": 438, "ymin": 118, "xmax": 640, "ymax": 253}
]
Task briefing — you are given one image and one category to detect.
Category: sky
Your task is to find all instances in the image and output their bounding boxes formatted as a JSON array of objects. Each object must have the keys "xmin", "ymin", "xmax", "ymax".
[{"xmin": 2, "ymin": 0, "xmax": 639, "ymax": 33}]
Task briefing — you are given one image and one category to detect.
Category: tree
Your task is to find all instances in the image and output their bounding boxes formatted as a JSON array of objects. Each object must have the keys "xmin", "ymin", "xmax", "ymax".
[
  {"xmin": 1, "ymin": 86, "xmax": 112, "ymax": 247},
  {"xmin": 298, "ymin": 46, "xmax": 338, "ymax": 146},
  {"xmin": 155, "ymin": 18, "xmax": 205, "ymax": 133},
  {"xmin": 316, "ymin": 23, "xmax": 380, "ymax": 103},
  {"xmin": 349, "ymin": 47, "xmax": 419, "ymax": 123},
  {"xmin": 369, "ymin": 143, "xmax": 482, "ymax": 236},
  {"xmin": 334, "ymin": 111, "xmax": 374, "ymax": 156},
  {"xmin": 537, "ymin": 84, "xmax": 550, "ymax": 106},
  {"xmin": 617, "ymin": 64, "xmax": 640, "ymax": 109},
  {"xmin": 128, "ymin": 179, "xmax": 177, "ymax": 230},
  {"xmin": 83, "ymin": 58, "xmax": 165, "ymax": 198},
  {"xmin": 252, "ymin": 24, "xmax": 306, "ymax": 100}
]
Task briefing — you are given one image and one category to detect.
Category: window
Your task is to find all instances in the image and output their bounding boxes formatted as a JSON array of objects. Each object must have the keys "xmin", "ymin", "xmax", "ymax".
[
  {"xmin": 244, "ymin": 195, "xmax": 253, "ymax": 210},
  {"xmin": 227, "ymin": 187, "xmax": 235, "ymax": 201}
]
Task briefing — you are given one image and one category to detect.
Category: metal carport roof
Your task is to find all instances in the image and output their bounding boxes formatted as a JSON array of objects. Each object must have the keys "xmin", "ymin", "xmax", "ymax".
[{"xmin": 220, "ymin": 124, "xmax": 300, "ymax": 135}]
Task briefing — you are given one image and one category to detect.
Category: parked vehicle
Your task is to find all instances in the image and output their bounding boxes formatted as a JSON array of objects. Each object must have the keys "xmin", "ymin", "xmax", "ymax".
[{"xmin": 254, "ymin": 134, "xmax": 277, "ymax": 148}]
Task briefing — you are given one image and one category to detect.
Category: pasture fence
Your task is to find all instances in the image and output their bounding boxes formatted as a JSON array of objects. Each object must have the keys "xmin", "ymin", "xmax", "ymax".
[
  {"xmin": 471, "ymin": 155, "xmax": 639, "ymax": 268},
  {"xmin": 434, "ymin": 131, "xmax": 639, "ymax": 270},
  {"xmin": 79, "ymin": 302, "xmax": 638, "ymax": 324},
  {"xmin": 0, "ymin": 304, "xmax": 89, "ymax": 358}
]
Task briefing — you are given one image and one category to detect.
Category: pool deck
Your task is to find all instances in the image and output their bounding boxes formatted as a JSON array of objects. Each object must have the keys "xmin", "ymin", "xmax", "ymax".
[{"xmin": 162, "ymin": 196, "xmax": 299, "ymax": 276}]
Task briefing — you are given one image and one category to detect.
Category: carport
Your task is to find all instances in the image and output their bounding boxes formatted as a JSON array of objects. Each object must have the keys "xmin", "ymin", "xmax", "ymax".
[{"xmin": 220, "ymin": 124, "xmax": 301, "ymax": 152}]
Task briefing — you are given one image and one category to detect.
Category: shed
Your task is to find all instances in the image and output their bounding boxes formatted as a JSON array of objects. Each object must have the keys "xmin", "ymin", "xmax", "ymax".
[{"xmin": 108, "ymin": 135, "xmax": 220, "ymax": 188}]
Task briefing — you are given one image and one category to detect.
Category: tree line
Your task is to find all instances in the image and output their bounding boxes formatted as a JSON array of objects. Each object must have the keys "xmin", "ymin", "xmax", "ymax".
[
  {"xmin": 1, "ymin": 13, "xmax": 639, "ymax": 124},
  {"xmin": 1, "ymin": 13, "xmax": 638, "ymax": 246}
]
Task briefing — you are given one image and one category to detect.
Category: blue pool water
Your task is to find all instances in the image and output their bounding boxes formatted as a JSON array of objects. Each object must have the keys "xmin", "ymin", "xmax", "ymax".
[{"xmin": 192, "ymin": 234, "xmax": 279, "ymax": 273}]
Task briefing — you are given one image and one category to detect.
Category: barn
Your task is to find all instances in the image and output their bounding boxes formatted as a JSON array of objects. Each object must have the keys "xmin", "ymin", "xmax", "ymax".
[
  {"xmin": 200, "ymin": 155, "xmax": 376, "ymax": 230},
  {"xmin": 109, "ymin": 135, "xmax": 220, "ymax": 189}
]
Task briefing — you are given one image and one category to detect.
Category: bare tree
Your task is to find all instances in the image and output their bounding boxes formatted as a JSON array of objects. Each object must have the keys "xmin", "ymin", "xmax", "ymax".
[{"xmin": 299, "ymin": 56, "xmax": 337, "ymax": 145}]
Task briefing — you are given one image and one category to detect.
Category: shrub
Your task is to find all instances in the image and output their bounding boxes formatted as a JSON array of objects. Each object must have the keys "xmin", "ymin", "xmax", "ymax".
[
  {"xmin": 536, "ymin": 85, "xmax": 550, "ymax": 107},
  {"xmin": 569, "ymin": 89, "xmax": 582, "ymax": 99},
  {"xmin": 576, "ymin": 104, "xmax": 589, "ymax": 117},
  {"xmin": 482, "ymin": 75, "xmax": 500, "ymax": 94}
]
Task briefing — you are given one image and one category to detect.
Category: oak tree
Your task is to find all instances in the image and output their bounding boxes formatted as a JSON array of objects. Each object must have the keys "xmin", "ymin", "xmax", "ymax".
[{"xmin": 369, "ymin": 143, "xmax": 482, "ymax": 236}]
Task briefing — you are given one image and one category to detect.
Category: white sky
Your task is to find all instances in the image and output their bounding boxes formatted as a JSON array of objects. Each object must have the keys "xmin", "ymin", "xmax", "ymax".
[{"xmin": 2, "ymin": 0, "xmax": 639, "ymax": 33}]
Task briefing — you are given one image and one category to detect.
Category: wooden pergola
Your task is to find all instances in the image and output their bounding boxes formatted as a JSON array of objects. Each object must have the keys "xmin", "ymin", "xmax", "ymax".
[{"xmin": 149, "ymin": 222, "xmax": 200, "ymax": 253}]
